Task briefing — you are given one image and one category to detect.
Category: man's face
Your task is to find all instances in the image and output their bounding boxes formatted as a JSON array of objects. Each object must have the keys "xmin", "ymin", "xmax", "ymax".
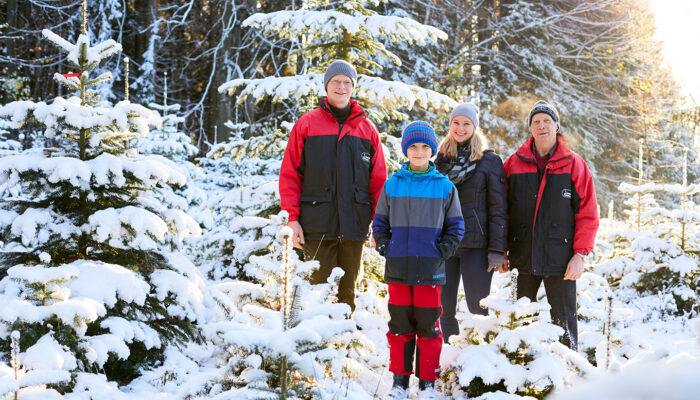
[
  {"xmin": 530, "ymin": 112, "xmax": 557, "ymax": 155},
  {"xmin": 326, "ymin": 74, "xmax": 354, "ymax": 108}
]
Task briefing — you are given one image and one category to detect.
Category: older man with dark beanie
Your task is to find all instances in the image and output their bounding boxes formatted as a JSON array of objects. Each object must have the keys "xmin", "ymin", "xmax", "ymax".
[
  {"xmin": 279, "ymin": 60, "xmax": 387, "ymax": 313},
  {"xmin": 501, "ymin": 100, "xmax": 599, "ymax": 350}
]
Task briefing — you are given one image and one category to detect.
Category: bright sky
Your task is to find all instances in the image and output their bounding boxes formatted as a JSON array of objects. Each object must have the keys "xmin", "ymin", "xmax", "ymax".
[{"xmin": 649, "ymin": 0, "xmax": 700, "ymax": 106}]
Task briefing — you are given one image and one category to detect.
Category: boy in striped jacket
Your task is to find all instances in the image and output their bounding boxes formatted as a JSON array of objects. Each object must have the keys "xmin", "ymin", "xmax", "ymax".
[{"xmin": 373, "ymin": 121, "xmax": 465, "ymax": 398}]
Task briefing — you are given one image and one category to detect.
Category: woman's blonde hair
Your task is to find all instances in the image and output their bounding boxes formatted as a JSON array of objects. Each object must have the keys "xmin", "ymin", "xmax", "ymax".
[{"xmin": 438, "ymin": 128, "xmax": 489, "ymax": 161}]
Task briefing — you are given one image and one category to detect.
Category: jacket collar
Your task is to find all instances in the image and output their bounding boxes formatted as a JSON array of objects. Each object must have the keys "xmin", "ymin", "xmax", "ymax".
[
  {"xmin": 318, "ymin": 97, "xmax": 365, "ymax": 123},
  {"xmin": 516, "ymin": 133, "xmax": 572, "ymax": 166},
  {"xmin": 395, "ymin": 161, "xmax": 441, "ymax": 179}
]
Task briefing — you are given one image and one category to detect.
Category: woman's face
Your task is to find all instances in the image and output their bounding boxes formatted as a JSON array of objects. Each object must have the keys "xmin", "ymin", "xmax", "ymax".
[{"xmin": 449, "ymin": 115, "xmax": 475, "ymax": 143}]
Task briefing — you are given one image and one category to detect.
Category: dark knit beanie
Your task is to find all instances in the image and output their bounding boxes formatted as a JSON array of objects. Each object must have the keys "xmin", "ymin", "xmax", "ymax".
[
  {"xmin": 450, "ymin": 103, "xmax": 479, "ymax": 129},
  {"xmin": 527, "ymin": 100, "xmax": 560, "ymax": 131},
  {"xmin": 401, "ymin": 121, "xmax": 438, "ymax": 157},
  {"xmin": 323, "ymin": 60, "xmax": 357, "ymax": 90}
]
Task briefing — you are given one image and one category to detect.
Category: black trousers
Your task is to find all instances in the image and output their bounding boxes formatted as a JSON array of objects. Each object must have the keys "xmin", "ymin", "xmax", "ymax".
[
  {"xmin": 303, "ymin": 239, "xmax": 364, "ymax": 312},
  {"xmin": 517, "ymin": 269, "xmax": 578, "ymax": 350},
  {"xmin": 440, "ymin": 248, "xmax": 492, "ymax": 343}
]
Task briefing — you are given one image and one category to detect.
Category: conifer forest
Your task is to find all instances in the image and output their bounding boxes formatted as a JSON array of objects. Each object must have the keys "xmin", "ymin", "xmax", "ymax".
[{"xmin": 0, "ymin": 1, "xmax": 698, "ymax": 399}]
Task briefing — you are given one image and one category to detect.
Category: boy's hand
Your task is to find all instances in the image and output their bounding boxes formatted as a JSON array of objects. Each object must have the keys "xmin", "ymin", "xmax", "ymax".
[{"xmin": 375, "ymin": 238, "xmax": 388, "ymax": 256}]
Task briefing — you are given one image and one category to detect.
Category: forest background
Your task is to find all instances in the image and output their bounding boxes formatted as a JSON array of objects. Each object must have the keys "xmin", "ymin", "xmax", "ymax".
[{"xmin": 2, "ymin": 0, "xmax": 699, "ymax": 204}]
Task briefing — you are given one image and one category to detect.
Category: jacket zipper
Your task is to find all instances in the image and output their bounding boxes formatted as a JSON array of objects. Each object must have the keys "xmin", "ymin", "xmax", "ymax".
[
  {"xmin": 336, "ymin": 122, "xmax": 343, "ymax": 240},
  {"xmin": 472, "ymin": 209, "xmax": 485, "ymax": 236}
]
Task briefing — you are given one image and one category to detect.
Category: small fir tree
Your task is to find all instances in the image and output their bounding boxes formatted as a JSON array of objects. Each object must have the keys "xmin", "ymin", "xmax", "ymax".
[
  {"xmin": 0, "ymin": 5, "xmax": 204, "ymax": 387},
  {"xmin": 440, "ymin": 277, "xmax": 594, "ymax": 399}
]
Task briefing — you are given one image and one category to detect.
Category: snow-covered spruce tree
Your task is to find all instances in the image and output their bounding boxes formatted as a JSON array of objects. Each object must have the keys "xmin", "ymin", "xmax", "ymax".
[
  {"xmin": 202, "ymin": 225, "xmax": 373, "ymax": 399},
  {"xmin": 218, "ymin": 0, "xmax": 456, "ymax": 127},
  {"xmin": 440, "ymin": 281, "xmax": 594, "ymax": 399},
  {"xmin": 576, "ymin": 273, "xmax": 634, "ymax": 368},
  {"xmin": 593, "ymin": 182, "xmax": 700, "ymax": 318},
  {"xmin": 138, "ymin": 72, "xmax": 206, "ymax": 229},
  {"xmin": 0, "ymin": 17, "xmax": 204, "ymax": 387},
  {"xmin": 139, "ymin": 73, "xmax": 198, "ymax": 162},
  {"xmin": 193, "ymin": 121, "xmax": 290, "ymax": 282}
]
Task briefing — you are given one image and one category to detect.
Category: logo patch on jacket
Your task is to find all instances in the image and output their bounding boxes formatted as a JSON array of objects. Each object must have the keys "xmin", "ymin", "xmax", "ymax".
[
  {"xmin": 361, "ymin": 152, "xmax": 370, "ymax": 164},
  {"xmin": 561, "ymin": 189, "xmax": 571, "ymax": 199}
]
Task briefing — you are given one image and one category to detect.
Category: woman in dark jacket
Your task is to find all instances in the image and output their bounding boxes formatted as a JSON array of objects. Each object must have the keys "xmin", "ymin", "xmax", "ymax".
[{"xmin": 435, "ymin": 103, "xmax": 507, "ymax": 343}]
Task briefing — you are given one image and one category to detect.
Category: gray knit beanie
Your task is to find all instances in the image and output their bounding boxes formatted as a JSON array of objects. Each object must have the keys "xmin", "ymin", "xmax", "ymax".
[
  {"xmin": 323, "ymin": 60, "xmax": 357, "ymax": 90},
  {"xmin": 450, "ymin": 103, "xmax": 479, "ymax": 129},
  {"xmin": 527, "ymin": 100, "xmax": 560, "ymax": 131}
]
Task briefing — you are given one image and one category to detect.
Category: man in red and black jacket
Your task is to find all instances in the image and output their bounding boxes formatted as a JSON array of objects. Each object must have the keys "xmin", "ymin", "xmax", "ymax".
[
  {"xmin": 500, "ymin": 100, "xmax": 599, "ymax": 350},
  {"xmin": 279, "ymin": 60, "xmax": 387, "ymax": 313}
]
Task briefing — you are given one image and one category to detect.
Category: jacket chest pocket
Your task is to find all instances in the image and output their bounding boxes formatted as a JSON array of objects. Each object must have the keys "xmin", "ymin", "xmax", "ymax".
[
  {"xmin": 546, "ymin": 223, "xmax": 574, "ymax": 267},
  {"xmin": 299, "ymin": 190, "xmax": 332, "ymax": 233}
]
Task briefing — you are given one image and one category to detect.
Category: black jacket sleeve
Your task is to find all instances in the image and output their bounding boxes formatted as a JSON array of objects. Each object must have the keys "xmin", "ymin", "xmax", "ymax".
[{"xmin": 484, "ymin": 152, "xmax": 507, "ymax": 254}]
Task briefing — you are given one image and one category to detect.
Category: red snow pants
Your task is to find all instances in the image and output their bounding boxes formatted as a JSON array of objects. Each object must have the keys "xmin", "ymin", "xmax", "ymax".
[{"xmin": 387, "ymin": 282, "xmax": 443, "ymax": 381}]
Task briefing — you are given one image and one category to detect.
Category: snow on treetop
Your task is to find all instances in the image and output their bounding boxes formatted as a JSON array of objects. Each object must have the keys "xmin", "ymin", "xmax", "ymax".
[
  {"xmin": 243, "ymin": 10, "xmax": 447, "ymax": 45},
  {"xmin": 278, "ymin": 225, "xmax": 293, "ymax": 240},
  {"xmin": 480, "ymin": 295, "xmax": 551, "ymax": 320},
  {"xmin": 42, "ymin": 30, "xmax": 122, "ymax": 70},
  {"xmin": 66, "ymin": 260, "xmax": 150, "ymax": 308},
  {"xmin": 19, "ymin": 369, "xmax": 72, "ymax": 388},
  {"xmin": 493, "ymin": 322, "xmax": 563, "ymax": 353},
  {"xmin": 22, "ymin": 333, "xmax": 77, "ymax": 371},
  {"xmin": 88, "ymin": 206, "xmax": 168, "ymax": 249},
  {"xmin": 148, "ymin": 102, "xmax": 181, "ymax": 113},
  {"xmin": 100, "ymin": 317, "xmax": 162, "ymax": 350},
  {"xmin": 0, "ymin": 152, "xmax": 187, "ymax": 190},
  {"xmin": 454, "ymin": 344, "xmax": 528, "ymax": 393},
  {"xmin": 7, "ymin": 264, "xmax": 79, "ymax": 285},
  {"xmin": 0, "ymin": 296, "xmax": 105, "ymax": 331},
  {"xmin": 219, "ymin": 74, "xmax": 456, "ymax": 114},
  {"xmin": 0, "ymin": 96, "xmax": 160, "ymax": 139},
  {"xmin": 619, "ymin": 181, "xmax": 700, "ymax": 195}
]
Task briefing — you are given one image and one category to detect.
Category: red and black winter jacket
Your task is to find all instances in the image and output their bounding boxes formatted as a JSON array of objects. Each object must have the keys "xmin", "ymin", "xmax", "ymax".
[
  {"xmin": 503, "ymin": 134, "xmax": 599, "ymax": 275},
  {"xmin": 279, "ymin": 97, "xmax": 387, "ymax": 241}
]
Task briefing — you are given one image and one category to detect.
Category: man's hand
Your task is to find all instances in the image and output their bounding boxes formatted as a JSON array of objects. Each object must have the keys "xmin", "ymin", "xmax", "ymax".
[
  {"xmin": 563, "ymin": 254, "xmax": 584, "ymax": 280},
  {"xmin": 287, "ymin": 220, "xmax": 305, "ymax": 249},
  {"xmin": 498, "ymin": 254, "xmax": 510, "ymax": 273}
]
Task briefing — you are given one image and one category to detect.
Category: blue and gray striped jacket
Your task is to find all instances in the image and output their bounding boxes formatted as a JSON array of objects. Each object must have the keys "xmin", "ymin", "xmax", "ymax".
[{"xmin": 373, "ymin": 162, "xmax": 465, "ymax": 286}]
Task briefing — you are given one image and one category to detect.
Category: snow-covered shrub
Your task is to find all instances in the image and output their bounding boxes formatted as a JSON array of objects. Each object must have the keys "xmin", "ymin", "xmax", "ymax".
[
  {"xmin": 440, "ymin": 280, "xmax": 594, "ymax": 399},
  {"xmin": 202, "ymin": 226, "xmax": 372, "ymax": 399}
]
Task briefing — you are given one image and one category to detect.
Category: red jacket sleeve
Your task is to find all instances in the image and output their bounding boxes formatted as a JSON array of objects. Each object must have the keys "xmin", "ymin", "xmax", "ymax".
[
  {"xmin": 368, "ymin": 122, "xmax": 387, "ymax": 218},
  {"xmin": 571, "ymin": 155, "xmax": 599, "ymax": 255},
  {"xmin": 279, "ymin": 117, "xmax": 307, "ymax": 222}
]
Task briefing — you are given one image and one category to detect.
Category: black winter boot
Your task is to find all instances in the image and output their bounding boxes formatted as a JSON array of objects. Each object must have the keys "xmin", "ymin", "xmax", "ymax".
[
  {"xmin": 393, "ymin": 373, "xmax": 410, "ymax": 389},
  {"xmin": 418, "ymin": 379, "xmax": 439, "ymax": 399},
  {"xmin": 418, "ymin": 379, "xmax": 434, "ymax": 391},
  {"xmin": 388, "ymin": 373, "xmax": 410, "ymax": 399}
]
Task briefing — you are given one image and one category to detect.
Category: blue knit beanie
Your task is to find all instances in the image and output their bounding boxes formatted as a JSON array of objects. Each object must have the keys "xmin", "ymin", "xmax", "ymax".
[{"xmin": 401, "ymin": 121, "xmax": 438, "ymax": 157}]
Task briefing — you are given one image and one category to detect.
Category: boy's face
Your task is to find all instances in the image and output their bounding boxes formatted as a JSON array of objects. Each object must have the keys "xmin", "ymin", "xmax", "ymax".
[{"xmin": 406, "ymin": 143, "xmax": 432, "ymax": 172}]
